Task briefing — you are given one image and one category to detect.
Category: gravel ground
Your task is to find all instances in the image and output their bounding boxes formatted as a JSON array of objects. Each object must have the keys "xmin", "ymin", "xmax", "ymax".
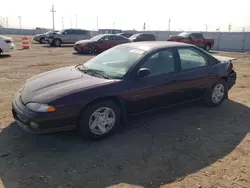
[{"xmin": 0, "ymin": 35, "xmax": 250, "ymax": 188}]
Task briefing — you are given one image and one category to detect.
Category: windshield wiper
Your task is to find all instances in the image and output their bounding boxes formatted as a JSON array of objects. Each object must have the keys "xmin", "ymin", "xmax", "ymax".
[{"xmin": 86, "ymin": 69, "xmax": 110, "ymax": 79}]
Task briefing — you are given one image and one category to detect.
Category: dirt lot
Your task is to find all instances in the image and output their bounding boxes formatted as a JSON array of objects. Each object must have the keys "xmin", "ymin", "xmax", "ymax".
[{"xmin": 0, "ymin": 35, "xmax": 250, "ymax": 188}]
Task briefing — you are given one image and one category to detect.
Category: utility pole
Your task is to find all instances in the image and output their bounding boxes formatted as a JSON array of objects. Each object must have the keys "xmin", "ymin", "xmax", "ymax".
[
  {"xmin": 143, "ymin": 22, "xmax": 146, "ymax": 30},
  {"xmin": 70, "ymin": 18, "xmax": 72, "ymax": 28},
  {"xmin": 228, "ymin": 23, "xmax": 231, "ymax": 32},
  {"xmin": 168, "ymin": 18, "xmax": 171, "ymax": 31},
  {"xmin": 75, "ymin": 14, "xmax": 77, "ymax": 28},
  {"xmin": 96, "ymin": 16, "xmax": 99, "ymax": 31},
  {"xmin": 62, "ymin": 17, "xmax": 64, "ymax": 29},
  {"xmin": 50, "ymin": 5, "xmax": 56, "ymax": 31},
  {"xmin": 5, "ymin": 17, "xmax": 8, "ymax": 28},
  {"xmin": 242, "ymin": 27, "xmax": 245, "ymax": 32},
  {"xmin": 205, "ymin": 24, "xmax": 208, "ymax": 32},
  {"xmin": 18, "ymin": 16, "xmax": 22, "ymax": 29}
]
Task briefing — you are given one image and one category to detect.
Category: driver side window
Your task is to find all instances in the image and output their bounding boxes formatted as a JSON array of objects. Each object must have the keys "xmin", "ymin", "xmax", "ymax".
[{"xmin": 140, "ymin": 48, "xmax": 176, "ymax": 76}]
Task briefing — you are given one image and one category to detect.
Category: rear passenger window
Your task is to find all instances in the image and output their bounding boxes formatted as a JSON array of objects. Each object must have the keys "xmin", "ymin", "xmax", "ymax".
[{"xmin": 177, "ymin": 48, "xmax": 207, "ymax": 70}]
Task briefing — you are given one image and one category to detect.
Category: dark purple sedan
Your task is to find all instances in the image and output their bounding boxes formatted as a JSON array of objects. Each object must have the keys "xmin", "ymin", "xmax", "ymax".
[{"xmin": 11, "ymin": 41, "xmax": 237, "ymax": 140}]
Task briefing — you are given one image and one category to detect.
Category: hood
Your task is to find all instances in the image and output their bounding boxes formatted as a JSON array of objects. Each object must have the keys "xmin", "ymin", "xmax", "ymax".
[
  {"xmin": 0, "ymin": 36, "xmax": 12, "ymax": 41},
  {"xmin": 20, "ymin": 66, "xmax": 116, "ymax": 104},
  {"xmin": 75, "ymin": 39, "xmax": 95, "ymax": 45},
  {"xmin": 167, "ymin": 35, "xmax": 183, "ymax": 41},
  {"xmin": 34, "ymin": 34, "xmax": 43, "ymax": 37},
  {"xmin": 212, "ymin": 55, "xmax": 236, "ymax": 62}
]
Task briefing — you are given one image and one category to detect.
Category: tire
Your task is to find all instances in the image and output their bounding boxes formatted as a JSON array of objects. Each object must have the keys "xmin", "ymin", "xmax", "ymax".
[
  {"xmin": 88, "ymin": 45, "xmax": 98, "ymax": 54},
  {"xmin": 52, "ymin": 39, "xmax": 62, "ymax": 47},
  {"xmin": 204, "ymin": 43, "xmax": 211, "ymax": 52},
  {"xmin": 77, "ymin": 100, "xmax": 121, "ymax": 140},
  {"xmin": 39, "ymin": 38, "xmax": 46, "ymax": 44},
  {"xmin": 204, "ymin": 79, "xmax": 228, "ymax": 106},
  {"xmin": 0, "ymin": 49, "xmax": 2, "ymax": 55}
]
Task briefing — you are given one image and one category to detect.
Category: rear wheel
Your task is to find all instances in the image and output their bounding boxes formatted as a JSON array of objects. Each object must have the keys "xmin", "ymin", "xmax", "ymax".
[
  {"xmin": 205, "ymin": 79, "xmax": 227, "ymax": 106},
  {"xmin": 0, "ymin": 49, "xmax": 2, "ymax": 55},
  {"xmin": 77, "ymin": 100, "xmax": 121, "ymax": 140},
  {"xmin": 52, "ymin": 39, "xmax": 62, "ymax": 47}
]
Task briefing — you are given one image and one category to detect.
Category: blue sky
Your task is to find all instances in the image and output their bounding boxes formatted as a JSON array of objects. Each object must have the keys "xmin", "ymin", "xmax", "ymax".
[{"xmin": 1, "ymin": 0, "xmax": 250, "ymax": 31}]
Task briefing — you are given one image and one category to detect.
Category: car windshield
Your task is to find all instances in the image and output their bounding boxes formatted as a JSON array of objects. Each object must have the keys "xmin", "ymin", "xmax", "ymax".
[
  {"xmin": 129, "ymin": 34, "xmax": 140, "ymax": 39},
  {"xmin": 79, "ymin": 46, "xmax": 146, "ymax": 79},
  {"xmin": 90, "ymin": 35, "xmax": 106, "ymax": 41},
  {"xmin": 177, "ymin": 32, "xmax": 190, "ymax": 38}
]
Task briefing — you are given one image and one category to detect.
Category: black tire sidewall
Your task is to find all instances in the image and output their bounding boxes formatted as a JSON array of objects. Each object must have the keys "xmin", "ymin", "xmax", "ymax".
[
  {"xmin": 205, "ymin": 44, "xmax": 211, "ymax": 52},
  {"xmin": 205, "ymin": 79, "xmax": 227, "ymax": 106},
  {"xmin": 78, "ymin": 100, "xmax": 121, "ymax": 140}
]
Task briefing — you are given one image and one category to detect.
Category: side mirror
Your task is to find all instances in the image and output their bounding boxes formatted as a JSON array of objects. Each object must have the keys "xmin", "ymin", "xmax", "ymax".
[{"xmin": 136, "ymin": 68, "xmax": 151, "ymax": 78}]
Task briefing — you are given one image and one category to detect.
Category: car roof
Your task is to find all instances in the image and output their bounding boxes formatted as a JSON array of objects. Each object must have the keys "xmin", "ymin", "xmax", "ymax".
[{"xmin": 119, "ymin": 41, "xmax": 193, "ymax": 52}]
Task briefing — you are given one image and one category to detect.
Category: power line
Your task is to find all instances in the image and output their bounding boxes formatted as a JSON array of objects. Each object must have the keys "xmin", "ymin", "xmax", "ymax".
[
  {"xmin": 18, "ymin": 16, "xmax": 22, "ymax": 29},
  {"xmin": 50, "ymin": 5, "xmax": 56, "ymax": 31}
]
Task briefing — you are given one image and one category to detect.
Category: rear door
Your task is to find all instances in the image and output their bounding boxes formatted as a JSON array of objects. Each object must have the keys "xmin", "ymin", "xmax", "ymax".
[
  {"xmin": 77, "ymin": 30, "xmax": 91, "ymax": 41},
  {"xmin": 64, "ymin": 29, "xmax": 78, "ymax": 43},
  {"xmin": 109, "ymin": 35, "xmax": 129, "ymax": 47},
  {"xmin": 124, "ymin": 48, "xmax": 183, "ymax": 114},
  {"xmin": 174, "ymin": 47, "xmax": 218, "ymax": 101}
]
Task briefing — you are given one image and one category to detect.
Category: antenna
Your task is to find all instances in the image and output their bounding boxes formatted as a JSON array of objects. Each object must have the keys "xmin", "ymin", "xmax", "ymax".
[{"xmin": 50, "ymin": 5, "xmax": 56, "ymax": 31}]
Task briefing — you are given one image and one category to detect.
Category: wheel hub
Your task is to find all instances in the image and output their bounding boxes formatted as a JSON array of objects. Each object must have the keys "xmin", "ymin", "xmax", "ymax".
[{"xmin": 89, "ymin": 107, "xmax": 116, "ymax": 135}]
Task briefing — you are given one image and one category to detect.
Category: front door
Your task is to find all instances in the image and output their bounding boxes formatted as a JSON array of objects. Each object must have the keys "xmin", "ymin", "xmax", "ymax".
[
  {"xmin": 123, "ymin": 48, "xmax": 183, "ymax": 114},
  {"xmin": 96, "ymin": 35, "xmax": 112, "ymax": 52},
  {"xmin": 175, "ymin": 47, "xmax": 217, "ymax": 101}
]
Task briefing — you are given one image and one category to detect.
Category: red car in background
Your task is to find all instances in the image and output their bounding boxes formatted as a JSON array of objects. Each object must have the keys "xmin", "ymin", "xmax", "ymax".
[
  {"xmin": 167, "ymin": 32, "xmax": 215, "ymax": 52},
  {"xmin": 74, "ymin": 34, "xmax": 132, "ymax": 54}
]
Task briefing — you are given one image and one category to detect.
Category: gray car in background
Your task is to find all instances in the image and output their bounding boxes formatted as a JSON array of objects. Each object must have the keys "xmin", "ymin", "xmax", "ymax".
[
  {"xmin": 33, "ymin": 30, "xmax": 58, "ymax": 44},
  {"xmin": 47, "ymin": 29, "xmax": 92, "ymax": 47}
]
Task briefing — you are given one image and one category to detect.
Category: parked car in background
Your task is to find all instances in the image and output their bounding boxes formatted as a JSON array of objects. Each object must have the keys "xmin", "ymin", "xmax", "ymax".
[
  {"xmin": 167, "ymin": 32, "xmax": 215, "ymax": 52},
  {"xmin": 33, "ymin": 30, "xmax": 58, "ymax": 44},
  {"xmin": 47, "ymin": 29, "xmax": 92, "ymax": 47},
  {"xmin": 74, "ymin": 34, "xmax": 132, "ymax": 54},
  {"xmin": 116, "ymin": 32, "xmax": 134, "ymax": 38},
  {"xmin": 129, "ymin": 33, "xmax": 156, "ymax": 42},
  {"xmin": 12, "ymin": 41, "xmax": 236, "ymax": 140},
  {"xmin": 0, "ymin": 36, "xmax": 15, "ymax": 55}
]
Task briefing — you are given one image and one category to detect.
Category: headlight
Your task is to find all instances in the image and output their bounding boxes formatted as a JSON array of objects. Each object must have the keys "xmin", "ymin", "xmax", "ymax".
[{"xmin": 26, "ymin": 102, "xmax": 56, "ymax": 112}]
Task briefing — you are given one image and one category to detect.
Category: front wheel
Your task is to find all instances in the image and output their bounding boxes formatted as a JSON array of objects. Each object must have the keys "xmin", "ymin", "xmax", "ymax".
[
  {"xmin": 205, "ymin": 80, "xmax": 228, "ymax": 106},
  {"xmin": 39, "ymin": 38, "xmax": 46, "ymax": 44},
  {"xmin": 88, "ymin": 45, "xmax": 98, "ymax": 54},
  {"xmin": 52, "ymin": 39, "xmax": 62, "ymax": 47},
  {"xmin": 78, "ymin": 100, "xmax": 121, "ymax": 140}
]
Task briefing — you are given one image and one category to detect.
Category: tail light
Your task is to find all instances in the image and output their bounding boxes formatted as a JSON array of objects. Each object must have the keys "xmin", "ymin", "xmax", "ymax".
[{"xmin": 5, "ymin": 40, "xmax": 11, "ymax": 44}]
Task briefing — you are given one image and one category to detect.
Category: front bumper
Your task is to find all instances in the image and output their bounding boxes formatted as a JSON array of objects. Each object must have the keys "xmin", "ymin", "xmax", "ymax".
[
  {"xmin": 227, "ymin": 71, "xmax": 236, "ymax": 90},
  {"xmin": 11, "ymin": 92, "xmax": 76, "ymax": 134}
]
